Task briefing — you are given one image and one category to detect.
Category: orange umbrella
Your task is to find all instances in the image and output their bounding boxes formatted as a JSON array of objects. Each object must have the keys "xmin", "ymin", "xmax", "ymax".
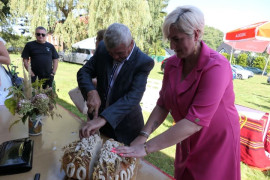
[
  {"xmin": 224, "ymin": 21, "xmax": 270, "ymax": 75},
  {"xmin": 226, "ymin": 21, "xmax": 270, "ymax": 41}
]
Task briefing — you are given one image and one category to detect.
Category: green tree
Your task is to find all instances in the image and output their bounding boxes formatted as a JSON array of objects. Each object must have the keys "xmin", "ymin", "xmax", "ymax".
[
  {"xmin": 87, "ymin": 0, "xmax": 152, "ymax": 50},
  {"xmin": 253, "ymin": 56, "xmax": 266, "ymax": 70},
  {"xmin": 9, "ymin": 0, "xmax": 155, "ymax": 51},
  {"xmin": 145, "ymin": 0, "xmax": 168, "ymax": 55},
  {"xmin": 0, "ymin": 0, "xmax": 11, "ymax": 30},
  {"xmin": 1, "ymin": 0, "xmax": 30, "ymax": 52},
  {"xmin": 253, "ymin": 55, "xmax": 270, "ymax": 73},
  {"xmin": 0, "ymin": 31, "xmax": 30, "ymax": 53},
  {"xmin": 236, "ymin": 53, "xmax": 248, "ymax": 67},
  {"xmin": 203, "ymin": 26, "xmax": 224, "ymax": 50},
  {"xmin": 9, "ymin": 0, "xmax": 49, "ymax": 33},
  {"xmin": 0, "ymin": 0, "xmax": 9, "ymax": 21},
  {"xmin": 9, "ymin": 0, "xmax": 91, "ymax": 50},
  {"xmin": 53, "ymin": 0, "xmax": 91, "ymax": 49},
  {"xmin": 245, "ymin": 52, "xmax": 255, "ymax": 67},
  {"xmin": 221, "ymin": 52, "xmax": 230, "ymax": 61},
  {"xmin": 221, "ymin": 52, "xmax": 236, "ymax": 64},
  {"xmin": 0, "ymin": 32, "xmax": 29, "ymax": 53}
]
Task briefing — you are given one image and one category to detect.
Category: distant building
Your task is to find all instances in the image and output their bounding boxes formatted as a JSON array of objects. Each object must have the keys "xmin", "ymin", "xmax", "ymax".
[
  {"xmin": 46, "ymin": 33, "xmax": 63, "ymax": 51},
  {"xmin": 216, "ymin": 42, "xmax": 241, "ymax": 57}
]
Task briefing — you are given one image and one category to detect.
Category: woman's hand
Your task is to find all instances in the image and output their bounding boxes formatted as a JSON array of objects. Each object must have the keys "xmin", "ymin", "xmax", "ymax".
[
  {"xmin": 130, "ymin": 136, "xmax": 147, "ymax": 146},
  {"xmin": 114, "ymin": 144, "xmax": 147, "ymax": 158}
]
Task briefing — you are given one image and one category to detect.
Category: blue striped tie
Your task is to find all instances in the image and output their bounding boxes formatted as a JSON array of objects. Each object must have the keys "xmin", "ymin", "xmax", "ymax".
[{"xmin": 105, "ymin": 62, "xmax": 120, "ymax": 101}]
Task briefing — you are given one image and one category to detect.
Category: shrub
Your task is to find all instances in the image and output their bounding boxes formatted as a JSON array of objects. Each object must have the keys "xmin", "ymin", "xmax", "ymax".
[
  {"xmin": 237, "ymin": 53, "xmax": 248, "ymax": 67},
  {"xmin": 221, "ymin": 52, "xmax": 235, "ymax": 64},
  {"xmin": 0, "ymin": 31, "xmax": 30, "ymax": 54},
  {"xmin": 253, "ymin": 56, "xmax": 266, "ymax": 70}
]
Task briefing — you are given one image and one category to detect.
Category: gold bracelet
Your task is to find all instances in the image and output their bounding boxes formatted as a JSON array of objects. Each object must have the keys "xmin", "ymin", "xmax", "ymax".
[
  {"xmin": 144, "ymin": 142, "xmax": 149, "ymax": 154},
  {"xmin": 139, "ymin": 131, "xmax": 149, "ymax": 139}
]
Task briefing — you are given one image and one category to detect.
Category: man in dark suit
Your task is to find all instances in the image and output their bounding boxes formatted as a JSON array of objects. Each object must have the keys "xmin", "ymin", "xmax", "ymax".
[{"xmin": 77, "ymin": 23, "xmax": 154, "ymax": 145}]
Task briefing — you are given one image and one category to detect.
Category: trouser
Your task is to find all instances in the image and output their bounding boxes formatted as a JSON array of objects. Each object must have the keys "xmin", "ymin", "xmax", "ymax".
[{"xmin": 31, "ymin": 75, "xmax": 54, "ymax": 89}]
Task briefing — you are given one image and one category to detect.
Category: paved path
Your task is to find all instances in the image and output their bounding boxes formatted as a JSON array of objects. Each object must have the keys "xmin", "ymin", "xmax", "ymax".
[{"xmin": 141, "ymin": 78, "xmax": 162, "ymax": 112}]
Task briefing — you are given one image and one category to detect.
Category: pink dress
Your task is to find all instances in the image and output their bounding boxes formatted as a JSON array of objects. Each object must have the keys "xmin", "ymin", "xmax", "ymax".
[{"xmin": 157, "ymin": 41, "xmax": 241, "ymax": 180}]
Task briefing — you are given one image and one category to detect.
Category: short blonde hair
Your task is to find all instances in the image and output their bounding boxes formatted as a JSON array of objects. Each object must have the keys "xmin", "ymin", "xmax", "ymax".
[{"xmin": 163, "ymin": 5, "xmax": 204, "ymax": 41}]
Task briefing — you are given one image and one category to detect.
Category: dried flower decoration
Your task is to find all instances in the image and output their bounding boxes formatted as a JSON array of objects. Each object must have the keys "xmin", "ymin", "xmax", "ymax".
[{"xmin": 4, "ymin": 61, "xmax": 60, "ymax": 130}]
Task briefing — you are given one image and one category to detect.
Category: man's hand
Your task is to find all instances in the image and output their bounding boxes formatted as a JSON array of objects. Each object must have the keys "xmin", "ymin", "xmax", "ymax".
[
  {"xmin": 79, "ymin": 117, "xmax": 106, "ymax": 138},
  {"xmin": 87, "ymin": 90, "xmax": 101, "ymax": 118},
  {"xmin": 23, "ymin": 59, "xmax": 35, "ymax": 76}
]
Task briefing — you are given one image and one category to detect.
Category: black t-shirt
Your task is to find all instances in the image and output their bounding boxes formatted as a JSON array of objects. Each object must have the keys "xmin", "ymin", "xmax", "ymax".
[{"xmin": 21, "ymin": 41, "xmax": 59, "ymax": 77}]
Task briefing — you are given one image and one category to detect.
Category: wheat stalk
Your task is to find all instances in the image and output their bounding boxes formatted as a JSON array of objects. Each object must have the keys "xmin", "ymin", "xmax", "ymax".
[{"xmin": 22, "ymin": 60, "xmax": 32, "ymax": 99}]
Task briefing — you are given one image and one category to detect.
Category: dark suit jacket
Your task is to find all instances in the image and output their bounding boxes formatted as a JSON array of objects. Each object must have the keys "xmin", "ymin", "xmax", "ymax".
[{"xmin": 77, "ymin": 41, "xmax": 154, "ymax": 145}]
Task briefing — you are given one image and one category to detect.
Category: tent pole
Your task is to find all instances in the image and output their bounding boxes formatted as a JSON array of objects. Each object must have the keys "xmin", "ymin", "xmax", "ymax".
[
  {"xmin": 262, "ymin": 55, "xmax": 269, "ymax": 76},
  {"xmin": 229, "ymin": 47, "xmax": 234, "ymax": 64}
]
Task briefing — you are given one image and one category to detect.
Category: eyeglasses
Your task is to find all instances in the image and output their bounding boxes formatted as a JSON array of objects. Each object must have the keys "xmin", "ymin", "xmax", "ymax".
[{"xmin": 36, "ymin": 33, "xmax": 46, "ymax": 37}]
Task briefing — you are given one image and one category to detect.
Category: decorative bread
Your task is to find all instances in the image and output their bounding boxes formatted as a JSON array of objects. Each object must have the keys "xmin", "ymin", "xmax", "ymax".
[
  {"xmin": 61, "ymin": 136, "xmax": 137, "ymax": 180},
  {"xmin": 92, "ymin": 139, "xmax": 137, "ymax": 180},
  {"xmin": 61, "ymin": 134, "xmax": 103, "ymax": 180}
]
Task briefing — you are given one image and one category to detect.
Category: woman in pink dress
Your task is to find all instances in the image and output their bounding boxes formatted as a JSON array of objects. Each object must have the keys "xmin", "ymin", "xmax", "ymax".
[{"xmin": 115, "ymin": 5, "xmax": 240, "ymax": 180}]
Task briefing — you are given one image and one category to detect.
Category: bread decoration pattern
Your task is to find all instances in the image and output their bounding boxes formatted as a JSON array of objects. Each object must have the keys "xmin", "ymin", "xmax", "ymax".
[
  {"xmin": 93, "ymin": 139, "xmax": 137, "ymax": 180},
  {"xmin": 61, "ymin": 134, "xmax": 102, "ymax": 180},
  {"xmin": 61, "ymin": 136, "xmax": 137, "ymax": 180}
]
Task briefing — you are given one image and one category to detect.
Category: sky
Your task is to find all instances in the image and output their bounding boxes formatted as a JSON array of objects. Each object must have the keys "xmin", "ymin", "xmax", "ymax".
[{"xmin": 166, "ymin": 0, "xmax": 270, "ymax": 33}]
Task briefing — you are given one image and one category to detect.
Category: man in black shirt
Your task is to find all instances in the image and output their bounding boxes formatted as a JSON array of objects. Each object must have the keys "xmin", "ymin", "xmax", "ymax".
[{"xmin": 22, "ymin": 26, "xmax": 59, "ymax": 88}]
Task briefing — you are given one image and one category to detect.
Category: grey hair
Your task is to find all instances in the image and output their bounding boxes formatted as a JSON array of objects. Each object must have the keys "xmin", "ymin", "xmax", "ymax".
[
  {"xmin": 35, "ymin": 26, "xmax": 47, "ymax": 32},
  {"xmin": 163, "ymin": 5, "xmax": 204, "ymax": 41},
  {"xmin": 104, "ymin": 23, "xmax": 132, "ymax": 49}
]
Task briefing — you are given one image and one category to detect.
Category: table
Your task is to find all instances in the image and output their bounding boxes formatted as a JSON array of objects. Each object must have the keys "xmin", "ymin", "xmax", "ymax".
[
  {"xmin": 1, "ymin": 105, "xmax": 174, "ymax": 180},
  {"xmin": 0, "ymin": 106, "xmax": 28, "ymax": 144},
  {"xmin": 236, "ymin": 105, "xmax": 270, "ymax": 170}
]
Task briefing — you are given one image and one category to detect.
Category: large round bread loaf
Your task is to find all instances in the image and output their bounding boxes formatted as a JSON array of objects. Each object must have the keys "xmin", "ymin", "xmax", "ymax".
[
  {"xmin": 61, "ymin": 134, "xmax": 102, "ymax": 180},
  {"xmin": 61, "ymin": 136, "xmax": 137, "ymax": 180},
  {"xmin": 92, "ymin": 139, "xmax": 137, "ymax": 180}
]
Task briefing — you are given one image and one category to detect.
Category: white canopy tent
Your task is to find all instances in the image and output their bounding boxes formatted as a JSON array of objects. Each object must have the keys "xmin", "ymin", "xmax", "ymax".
[{"xmin": 72, "ymin": 37, "xmax": 96, "ymax": 50}]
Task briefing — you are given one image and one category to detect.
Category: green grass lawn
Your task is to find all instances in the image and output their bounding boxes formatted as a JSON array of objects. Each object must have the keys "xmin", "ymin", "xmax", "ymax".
[
  {"xmin": 9, "ymin": 54, "xmax": 270, "ymax": 179},
  {"xmin": 233, "ymin": 75, "xmax": 270, "ymax": 113}
]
